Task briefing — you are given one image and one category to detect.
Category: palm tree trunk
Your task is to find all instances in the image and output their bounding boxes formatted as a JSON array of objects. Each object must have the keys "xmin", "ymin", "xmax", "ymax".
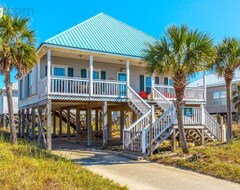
[
  {"xmin": 226, "ymin": 79, "xmax": 233, "ymax": 141},
  {"xmin": 175, "ymin": 88, "xmax": 189, "ymax": 154},
  {"xmin": 4, "ymin": 72, "xmax": 17, "ymax": 144},
  {"xmin": 173, "ymin": 71, "xmax": 189, "ymax": 154}
]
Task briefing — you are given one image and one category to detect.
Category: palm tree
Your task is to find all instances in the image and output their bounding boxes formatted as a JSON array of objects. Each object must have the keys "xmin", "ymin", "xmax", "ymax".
[
  {"xmin": 233, "ymin": 83, "xmax": 240, "ymax": 123},
  {"xmin": 143, "ymin": 25, "xmax": 215, "ymax": 153},
  {"xmin": 0, "ymin": 13, "xmax": 38, "ymax": 143},
  {"xmin": 211, "ymin": 38, "xmax": 240, "ymax": 142}
]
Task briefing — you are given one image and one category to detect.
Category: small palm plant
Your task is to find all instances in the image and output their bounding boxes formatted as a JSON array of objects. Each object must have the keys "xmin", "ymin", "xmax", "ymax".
[
  {"xmin": 0, "ymin": 12, "xmax": 38, "ymax": 143},
  {"xmin": 233, "ymin": 83, "xmax": 240, "ymax": 123},
  {"xmin": 143, "ymin": 25, "xmax": 215, "ymax": 153},
  {"xmin": 210, "ymin": 38, "xmax": 240, "ymax": 141}
]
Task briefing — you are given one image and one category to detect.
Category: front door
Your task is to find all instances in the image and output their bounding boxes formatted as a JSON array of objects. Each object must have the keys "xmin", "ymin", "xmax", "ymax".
[
  {"xmin": 118, "ymin": 73, "xmax": 127, "ymax": 96},
  {"xmin": 145, "ymin": 76, "xmax": 151, "ymax": 94}
]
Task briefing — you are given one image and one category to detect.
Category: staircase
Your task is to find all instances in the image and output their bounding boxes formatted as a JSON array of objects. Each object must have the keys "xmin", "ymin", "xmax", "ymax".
[
  {"xmin": 124, "ymin": 87, "xmax": 152, "ymax": 153},
  {"xmin": 124, "ymin": 86, "xmax": 223, "ymax": 156}
]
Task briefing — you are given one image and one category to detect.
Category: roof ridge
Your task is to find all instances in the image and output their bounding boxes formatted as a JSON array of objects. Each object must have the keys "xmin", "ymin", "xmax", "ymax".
[
  {"xmin": 100, "ymin": 12, "xmax": 157, "ymax": 41},
  {"xmin": 45, "ymin": 12, "xmax": 157, "ymax": 43}
]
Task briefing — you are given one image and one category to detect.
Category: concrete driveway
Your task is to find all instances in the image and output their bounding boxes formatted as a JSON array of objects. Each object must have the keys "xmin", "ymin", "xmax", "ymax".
[{"xmin": 53, "ymin": 139, "xmax": 240, "ymax": 190}]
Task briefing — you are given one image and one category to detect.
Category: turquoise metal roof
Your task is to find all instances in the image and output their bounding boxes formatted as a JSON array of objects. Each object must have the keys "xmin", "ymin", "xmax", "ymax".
[{"xmin": 44, "ymin": 13, "xmax": 156, "ymax": 58}]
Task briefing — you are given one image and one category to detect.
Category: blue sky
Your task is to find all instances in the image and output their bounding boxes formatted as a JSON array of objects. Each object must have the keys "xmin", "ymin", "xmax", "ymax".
[{"xmin": 0, "ymin": 0, "xmax": 240, "ymax": 88}]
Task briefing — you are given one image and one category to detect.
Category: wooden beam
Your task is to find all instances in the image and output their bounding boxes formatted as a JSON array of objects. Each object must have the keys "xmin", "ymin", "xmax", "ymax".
[
  {"xmin": 46, "ymin": 103, "xmax": 52, "ymax": 150},
  {"xmin": 31, "ymin": 108, "xmax": 36, "ymax": 140},
  {"xmin": 53, "ymin": 110, "xmax": 56, "ymax": 137},
  {"xmin": 76, "ymin": 107, "xmax": 80, "ymax": 142},
  {"xmin": 37, "ymin": 107, "xmax": 47, "ymax": 147},
  {"xmin": 95, "ymin": 110, "xmax": 99, "ymax": 131},
  {"xmin": 120, "ymin": 108, "xmax": 125, "ymax": 143},
  {"xmin": 108, "ymin": 110, "xmax": 112, "ymax": 141},
  {"xmin": 102, "ymin": 101, "xmax": 108, "ymax": 148},
  {"xmin": 26, "ymin": 108, "xmax": 30, "ymax": 139},
  {"xmin": 87, "ymin": 107, "xmax": 92, "ymax": 146},
  {"xmin": 21, "ymin": 109, "xmax": 25, "ymax": 138},
  {"xmin": 59, "ymin": 109, "xmax": 62, "ymax": 138},
  {"xmin": 18, "ymin": 110, "xmax": 21, "ymax": 137},
  {"xmin": 67, "ymin": 109, "xmax": 70, "ymax": 140}
]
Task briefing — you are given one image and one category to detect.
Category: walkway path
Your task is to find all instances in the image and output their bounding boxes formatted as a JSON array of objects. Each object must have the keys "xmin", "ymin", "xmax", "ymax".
[{"xmin": 53, "ymin": 139, "xmax": 240, "ymax": 190}]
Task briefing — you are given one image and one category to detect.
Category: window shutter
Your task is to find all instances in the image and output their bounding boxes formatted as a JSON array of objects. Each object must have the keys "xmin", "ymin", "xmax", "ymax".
[
  {"xmin": 164, "ymin": 77, "xmax": 169, "ymax": 85},
  {"xmin": 101, "ymin": 71, "xmax": 106, "ymax": 80},
  {"xmin": 155, "ymin": 77, "xmax": 159, "ymax": 85},
  {"xmin": 45, "ymin": 65, "xmax": 48, "ymax": 77},
  {"xmin": 81, "ymin": 69, "xmax": 87, "ymax": 78},
  {"xmin": 140, "ymin": 75, "xmax": 145, "ymax": 91},
  {"xmin": 68, "ymin": 68, "xmax": 74, "ymax": 77}
]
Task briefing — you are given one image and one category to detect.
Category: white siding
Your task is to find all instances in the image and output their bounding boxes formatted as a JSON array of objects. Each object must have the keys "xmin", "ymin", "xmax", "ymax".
[
  {"xmin": 2, "ymin": 91, "xmax": 18, "ymax": 114},
  {"xmin": 0, "ymin": 93, "xmax": 3, "ymax": 114}
]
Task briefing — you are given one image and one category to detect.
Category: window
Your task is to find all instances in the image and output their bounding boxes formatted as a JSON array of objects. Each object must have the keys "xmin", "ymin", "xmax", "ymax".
[
  {"xmin": 213, "ymin": 91, "xmax": 226, "ymax": 105},
  {"xmin": 19, "ymin": 79, "xmax": 23, "ymax": 100},
  {"xmin": 164, "ymin": 77, "xmax": 173, "ymax": 85},
  {"xmin": 27, "ymin": 72, "xmax": 32, "ymax": 97},
  {"xmin": 53, "ymin": 67, "xmax": 66, "ymax": 76},
  {"xmin": 87, "ymin": 69, "xmax": 100, "ymax": 79}
]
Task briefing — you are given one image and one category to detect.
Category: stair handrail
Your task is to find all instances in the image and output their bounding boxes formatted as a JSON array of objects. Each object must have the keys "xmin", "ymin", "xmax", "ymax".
[
  {"xmin": 152, "ymin": 87, "xmax": 172, "ymax": 111},
  {"xmin": 204, "ymin": 109, "xmax": 221, "ymax": 140},
  {"xmin": 123, "ymin": 109, "xmax": 151, "ymax": 152},
  {"xmin": 145, "ymin": 104, "xmax": 176, "ymax": 147},
  {"xmin": 127, "ymin": 86, "xmax": 151, "ymax": 115}
]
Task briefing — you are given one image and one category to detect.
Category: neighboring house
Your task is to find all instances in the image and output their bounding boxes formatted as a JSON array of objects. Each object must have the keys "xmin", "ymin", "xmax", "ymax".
[
  {"xmin": 0, "ymin": 82, "xmax": 19, "ymax": 127},
  {"xmin": 189, "ymin": 72, "xmax": 240, "ymax": 116},
  {"xmin": 18, "ymin": 13, "xmax": 223, "ymax": 154}
]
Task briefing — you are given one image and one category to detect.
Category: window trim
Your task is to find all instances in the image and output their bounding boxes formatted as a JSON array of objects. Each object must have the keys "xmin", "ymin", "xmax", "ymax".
[
  {"xmin": 86, "ymin": 68, "xmax": 101, "ymax": 79},
  {"xmin": 117, "ymin": 72, "xmax": 126, "ymax": 82},
  {"xmin": 52, "ymin": 64, "xmax": 68, "ymax": 77},
  {"xmin": 213, "ymin": 90, "xmax": 226, "ymax": 106}
]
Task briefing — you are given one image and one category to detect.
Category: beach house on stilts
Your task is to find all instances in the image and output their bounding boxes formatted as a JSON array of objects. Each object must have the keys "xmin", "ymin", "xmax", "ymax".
[{"xmin": 18, "ymin": 13, "xmax": 225, "ymax": 155}]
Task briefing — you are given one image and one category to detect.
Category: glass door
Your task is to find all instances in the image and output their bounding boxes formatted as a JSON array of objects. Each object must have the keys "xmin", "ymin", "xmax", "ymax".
[{"xmin": 118, "ymin": 73, "xmax": 127, "ymax": 96}]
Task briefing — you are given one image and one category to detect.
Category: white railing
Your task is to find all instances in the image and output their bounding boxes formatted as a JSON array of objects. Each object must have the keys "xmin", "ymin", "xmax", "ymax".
[
  {"xmin": 39, "ymin": 77, "xmax": 48, "ymax": 97},
  {"xmin": 51, "ymin": 77, "xmax": 89, "ymax": 96},
  {"xmin": 93, "ymin": 80, "xmax": 127, "ymax": 97},
  {"xmin": 124, "ymin": 109, "xmax": 151, "ymax": 152},
  {"xmin": 204, "ymin": 109, "xmax": 221, "ymax": 140},
  {"xmin": 183, "ymin": 107, "xmax": 202, "ymax": 125},
  {"xmin": 154, "ymin": 85, "xmax": 204, "ymax": 101},
  {"xmin": 145, "ymin": 105, "xmax": 176, "ymax": 150},
  {"xmin": 153, "ymin": 87, "xmax": 171, "ymax": 111},
  {"xmin": 127, "ymin": 86, "xmax": 151, "ymax": 115}
]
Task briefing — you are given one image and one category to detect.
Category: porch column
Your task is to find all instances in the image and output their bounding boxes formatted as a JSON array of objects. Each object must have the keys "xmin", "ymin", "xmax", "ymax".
[
  {"xmin": 120, "ymin": 108, "xmax": 125, "ymax": 143},
  {"xmin": 95, "ymin": 110, "xmax": 99, "ymax": 131},
  {"xmin": 31, "ymin": 108, "xmax": 36, "ymax": 140},
  {"xmin": 89, "ymin": 55, "xmax": 93, "ymax": 96},
  {"xmin": 67, "ymin": 109, "xmax": 70, "ymax": 140},
  {"xmin": 107, "ymin": 110, "xmax": 112, "ymax": 141},
  {"xmin": 53, "ymin": 110, "xmax": 56, "ymax": 137},
  {"xmin": 46, "ymin": 102, "xmax": 52, "ymax": 150},
  {"xmin": 59, "ymin": 109, "xmax": 62, "ymax": 138},
  {"xmin": 76, "ymin": 107, "xmax": 80, "ymax": 142},
  {"xmin": 47, "ymin": 50, "xmax": 51, "ymax": 94},
  {"xmin": 151, "ymin": 74, "xmax": 155, "ymax": 100},
  {"xmin": 126, "ymin": 60, "xmax": 130, "ymax": 97},
  {"xmin": 87, "ymin": 107, "xmax": 92, "ymax": 146},
  {"xmin": 203, "ymin": 71, "xmax": 206, "ymax": 101},
  {"xmin": 102, "ymin": 101, "xmax": 108, "ymax": 148},
  {"xmin": 18, "ymin": 110, "xmax": 22, "ymax": 137}
]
